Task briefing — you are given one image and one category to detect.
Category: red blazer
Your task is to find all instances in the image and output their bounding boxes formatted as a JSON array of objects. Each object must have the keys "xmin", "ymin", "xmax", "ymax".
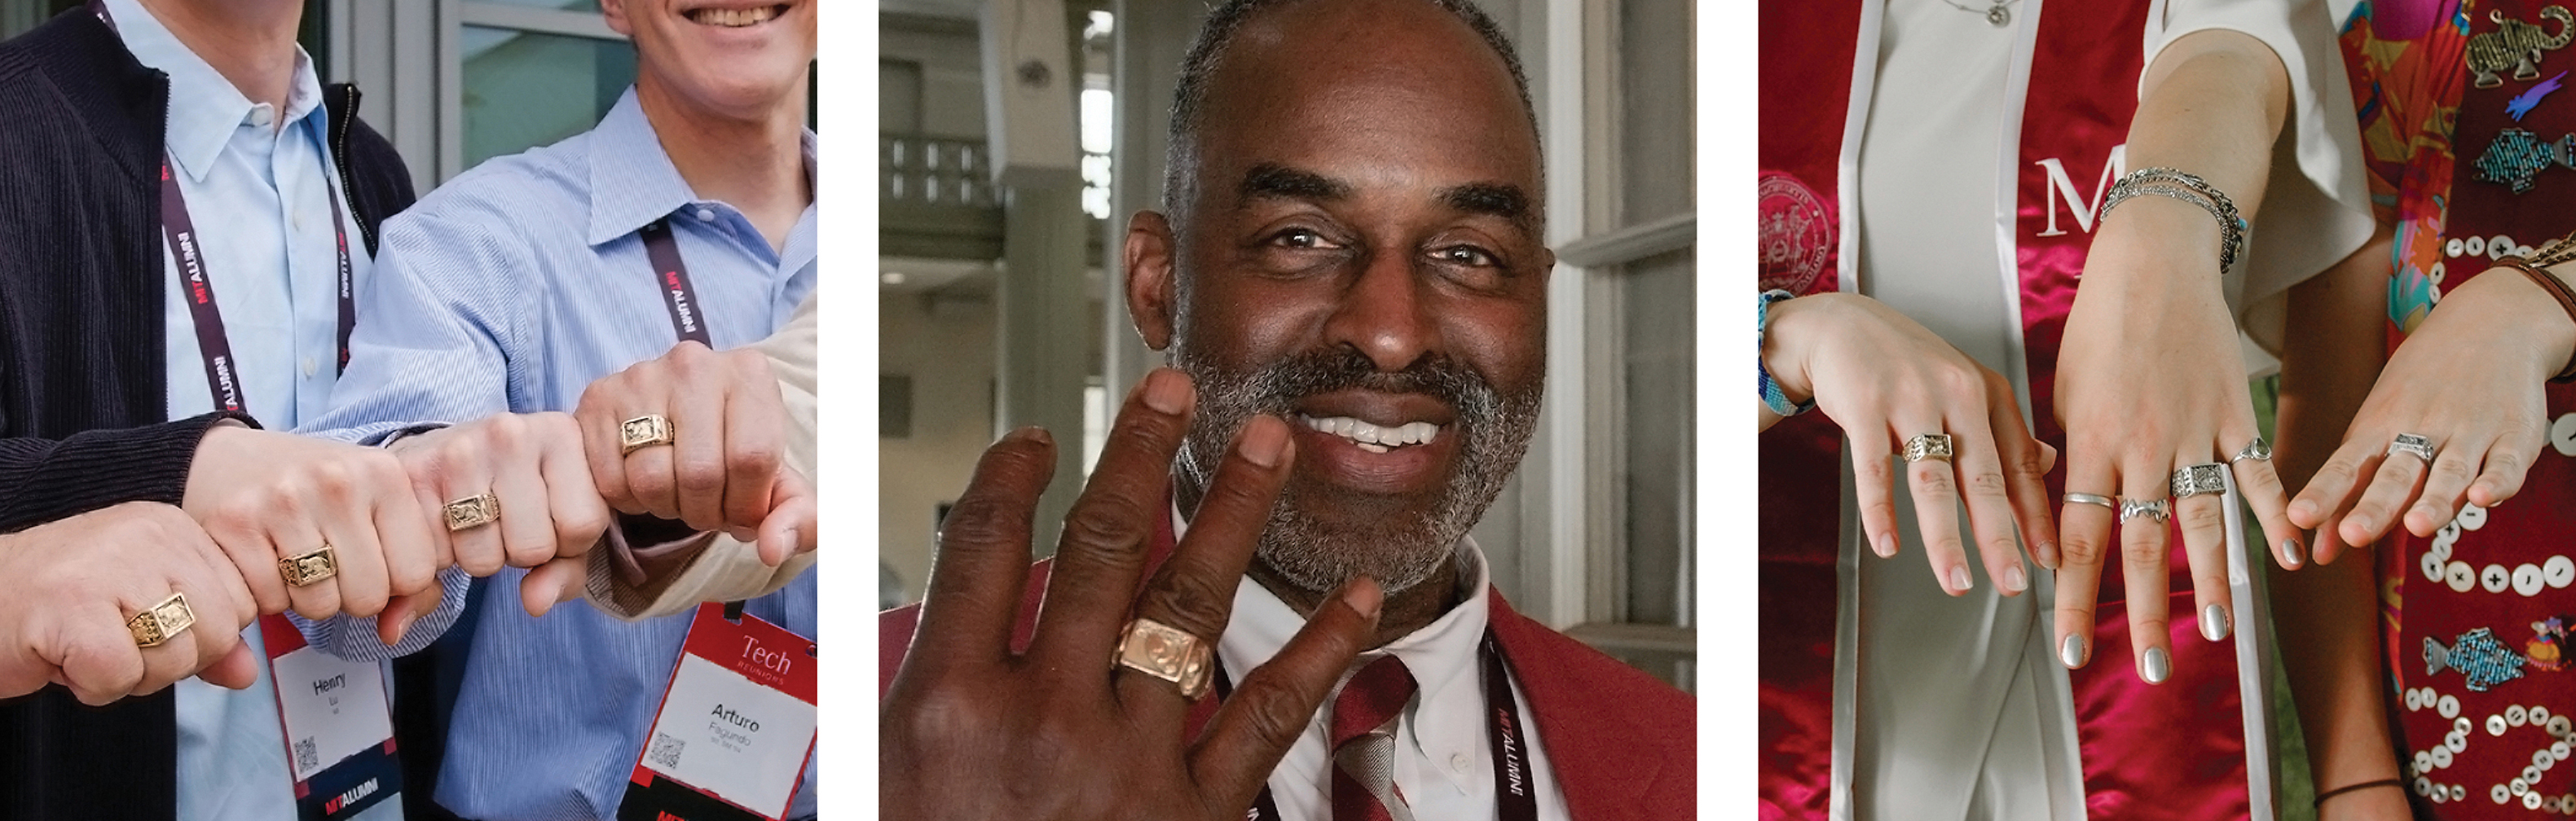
[{"xmin": 878, "ymin": 542, "xmax": 1696, "ymax": 819}]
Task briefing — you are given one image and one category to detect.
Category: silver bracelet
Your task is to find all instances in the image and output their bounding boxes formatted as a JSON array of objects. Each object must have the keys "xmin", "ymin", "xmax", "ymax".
[{"xmin": 2098, "ymin": 167, "xmax": 2247, "ymax": 271}]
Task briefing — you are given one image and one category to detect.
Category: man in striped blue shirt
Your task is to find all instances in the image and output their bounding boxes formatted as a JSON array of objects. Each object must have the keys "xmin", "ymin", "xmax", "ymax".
[{"xmin": 297, "ymin": 1, "xmax": 819, "ymax": 818}]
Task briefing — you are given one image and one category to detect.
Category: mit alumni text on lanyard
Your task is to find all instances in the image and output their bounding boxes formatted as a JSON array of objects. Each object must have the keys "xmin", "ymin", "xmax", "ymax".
[
  {"xmin": 1217, "ymin": 630, "xmax": 1542, "ymax": 821},
  {"xmin": 162, "ymin": 156, "xmax": 358, "ymax": 411}
]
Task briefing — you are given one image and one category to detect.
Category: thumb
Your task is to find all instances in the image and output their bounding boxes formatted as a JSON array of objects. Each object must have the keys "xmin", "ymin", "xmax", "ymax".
[
  {"xmin": 194, "ymin": 642, "xmax": 261, "ymax": 690},
  {"xmin": 520, "ymin": 557, "xmax": 589, "ymax": 617}
]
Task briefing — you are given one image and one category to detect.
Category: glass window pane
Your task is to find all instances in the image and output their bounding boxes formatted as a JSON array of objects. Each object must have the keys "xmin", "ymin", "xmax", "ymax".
[
  {"xmin": 461, "ymin": 25, "xmax": 635, "ymax": 171},
  {"xmin": 1618, "ymin": 247, "xmax": 1693, "ymax": 626}
]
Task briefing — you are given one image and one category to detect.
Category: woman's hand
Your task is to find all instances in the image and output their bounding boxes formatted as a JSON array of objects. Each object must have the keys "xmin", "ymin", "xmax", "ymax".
[
  {"xmin": 2287, "ymin": 265, "xmax": 2576, "ymax": 555},
  {"xmin": 1764, "ymin": 292, "xmax": 2059, "ymax": 597}
]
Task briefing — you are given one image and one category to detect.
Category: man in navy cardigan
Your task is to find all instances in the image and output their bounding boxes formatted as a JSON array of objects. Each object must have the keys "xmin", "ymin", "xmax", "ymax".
[{"xmin": 0, "ymin": 5, "xmax": 421, "ymax": 819}]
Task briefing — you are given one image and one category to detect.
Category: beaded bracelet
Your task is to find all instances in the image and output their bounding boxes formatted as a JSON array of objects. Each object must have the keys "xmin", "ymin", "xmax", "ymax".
[
  {"xmin": 2098, "ymin": 167, "xmax": 2248, "ymax": 271},
  {"xmin": 1757, "ymin": 289, "xmax": 1813, "ymax": 418}
]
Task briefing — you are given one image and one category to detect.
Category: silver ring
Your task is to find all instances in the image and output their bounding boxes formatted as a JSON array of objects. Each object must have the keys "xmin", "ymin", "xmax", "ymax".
[
  {"xmin": 2230, "ymin": 437, "xmax": 2272, "ymax": 463},
  {"xmin": 2170, "ymin": 463, "xmax": 2227, "ymax": 498},
  {"xmin": 1903, "ymin": 433, "xmax": 1955, "ymax": 463},
  {"xmin": 2388, "ymin": 433, "xmax": 2437, "ymax": 463},
  {"xmin": 2063, "ymin": 492, "xmax": 2120, "ymax": 510},
  {"xmin": 2120, "ymin": 498, "xmax": 2173, "ymax": 524}
]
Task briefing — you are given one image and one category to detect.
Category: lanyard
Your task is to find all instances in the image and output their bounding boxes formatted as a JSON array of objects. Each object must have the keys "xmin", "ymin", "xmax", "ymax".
[
  {"xmin": 641, "ymin": 216, "xmax": 748, "ymax": 622},
  {"xmin": 1216, "ymin": 628, "xmax": 1541, "ymax": 821},
  {"xmin": 161, "ymin": 158, "xmax": 357, "ymax": 413},
  {"xmin": 639, "ymin": 217, "xmax": 711, "ymax": 346}
]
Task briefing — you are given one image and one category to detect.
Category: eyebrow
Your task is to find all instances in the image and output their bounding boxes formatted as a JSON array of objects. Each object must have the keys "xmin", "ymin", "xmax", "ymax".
[
  {"xmin": 1236, "ymin": 163, "xmax": 1352, "ymax": 204},
  {"xmin": 1233, "ymin": 162, "xmax": 1539, "ymax": 234}
]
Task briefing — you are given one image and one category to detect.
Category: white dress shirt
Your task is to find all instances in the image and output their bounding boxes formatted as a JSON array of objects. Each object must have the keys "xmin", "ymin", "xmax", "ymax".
[{"xmin": 1211, "ymin": 531, "xmax": 1574, "ymax": 821}]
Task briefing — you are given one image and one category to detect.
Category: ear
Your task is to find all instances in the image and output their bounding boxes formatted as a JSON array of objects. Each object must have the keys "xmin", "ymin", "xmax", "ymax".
[
  {"xmin": 601, "ymin": 0, "xmax": 636, "ymax": 37},
  {"xmin": 1124, "ymin": 211, "xmax": 1181, "ymax": 351}
]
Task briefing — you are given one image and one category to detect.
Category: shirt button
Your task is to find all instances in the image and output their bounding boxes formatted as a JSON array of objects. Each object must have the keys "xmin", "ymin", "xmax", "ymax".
[
  {"xmin": 1449, "ymin": 753, "xmax": 1469, "ymax": 772},
  {"xmin": 2491, "ymin": 714, "xmax": 2511, "ymax": 736},
  {"xmin": 2545, "ymin": 555, "xmax": 2574, "ymax": 588},
  {"xmin": 301, "ymin": 357, "xmax": 317, "ymax": 377},
  {"xmin": 248, "ymin": 105, "xmax": 274, "ymax": 128},
  {"xmin": 2481, "ymin": 564, "xmax": 2511, "ymax": 593},
  {"xmin": 695, "ymin": 208, "xmax": 716, "ymax": 222}
]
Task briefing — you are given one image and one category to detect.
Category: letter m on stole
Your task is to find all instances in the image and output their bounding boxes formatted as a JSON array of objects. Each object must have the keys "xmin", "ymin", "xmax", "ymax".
[{"xmin": 2033, "ymin": 144, "xmax": 2127, "ymax": 237}]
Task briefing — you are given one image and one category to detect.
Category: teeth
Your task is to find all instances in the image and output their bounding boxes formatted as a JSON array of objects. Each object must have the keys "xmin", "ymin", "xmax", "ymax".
[
  {"xmin": 1296, "ymin": 415, "xmax": 1442, "ymax": 449},
  {"xmin": 690, "ymin": 5, "xmax": 780, "ymax": 26}
]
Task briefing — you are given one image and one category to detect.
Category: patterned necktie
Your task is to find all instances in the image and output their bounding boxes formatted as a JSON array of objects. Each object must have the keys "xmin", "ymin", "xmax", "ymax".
[{"xmin": 1331, "ymin": 654, "xmax": 1419, "ymax": 821}]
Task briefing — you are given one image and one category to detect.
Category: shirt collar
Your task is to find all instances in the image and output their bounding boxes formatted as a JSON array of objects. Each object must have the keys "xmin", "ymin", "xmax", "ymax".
[
  {"xmin": 585, "ymin": 87, "xmax": 822, "ymax": 247},
  {"xmin": 1205, "ymin": 509, "xmax": 1495, "ymax": 792},
  {"xmin": 104, "ymin": 0, "xmax": 325, "ymax": 184}
]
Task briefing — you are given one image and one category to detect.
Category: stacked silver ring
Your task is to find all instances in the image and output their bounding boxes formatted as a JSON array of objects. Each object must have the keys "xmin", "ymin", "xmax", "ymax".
[
  {"xmin": 2170, "ymin": 463, "xmax": 2227, "ymax": 498},
  {"xmin": 2120, "ymin": 498, "xmax": 2173, "ymax": 524},
  {"xmin": 2388, "ymin": 432, "xmax": 2437, "ymax": 463},
  {"xmin": 2063, "ymin": 492, "xmax": 2120, "ymax": 510}
]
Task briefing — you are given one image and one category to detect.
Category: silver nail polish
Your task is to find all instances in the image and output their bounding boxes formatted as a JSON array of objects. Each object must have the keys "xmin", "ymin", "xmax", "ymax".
[
  {"xmin": 2282, "ymin": 538, "xmax": 2305, "ymax": 568},
  {"xmin": 2201, "ymin": 604, "xmax": 2231, "ymax": 642},
  {"xmin": 2142, "ymin": 647, "xmax": 2172, "ymax": 684},
  {"xmin": 2060, "ymin": 634, "xmax": 2087, "ymax": 669}
]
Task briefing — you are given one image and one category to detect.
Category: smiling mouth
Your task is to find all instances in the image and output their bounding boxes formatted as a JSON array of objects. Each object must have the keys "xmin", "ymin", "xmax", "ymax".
[
  {"xmin": 686, "ymin": 4, "xmax": 787, "ymax": 27},
  {"xmin": 1294, "ymin": 414, "xmax": 1442, "ymax": 454}
]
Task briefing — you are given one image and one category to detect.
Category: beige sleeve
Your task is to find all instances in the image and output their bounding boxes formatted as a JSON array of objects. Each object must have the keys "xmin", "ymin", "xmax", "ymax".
[
  {"xmin": 586, "ymin": 293, "xmax": 820, "ymax": 621},
  {"xmin": 2146, "ymin": 0, "xmax": 2379, "ymax": 374}
]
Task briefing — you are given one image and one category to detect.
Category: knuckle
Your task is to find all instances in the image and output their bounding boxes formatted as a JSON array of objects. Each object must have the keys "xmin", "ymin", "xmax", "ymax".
[
  {"xmin": 726, "ymin": 443, "xmax": 781, "ymax": 479},
  {"xmin": 1909, "ymin": 464, "xmax": 1957, "ymax": 494},
  {"xmin": 2058, "ymin": 536, "xmax": 2106, "ymax": 567},
  {"xmin": 1136, "ymin": 570, "xmax": 1233, "ymax": 640},
  {"xmin": 936, "ymin": 497, "xmax": 1028, "ymax": 551},
  {"xmin": 1854, "ymin": 456, "xmax": 1896, "ymax": 486},
  {"xmin": 676, "ymin": 458, "xmax": 727, "ymax": 494},
  {"xmin": 2120, "ymin": 534, "xmax": 2166, "ymax": 566},
  {"xmin": 1962, "ymin": 470, "xmax": 2010, "ymax": 499},
  {"xmin": 1227, "ymin": 675, "xmax": 1319, "ymax": 746},
  {"xmin": 2179, "ymin": 501, "xmax": 2226, "ymax": 530},
  {"xmin": 1056, "ymin": 499, "xmax": 1150, "ymax": 560}
]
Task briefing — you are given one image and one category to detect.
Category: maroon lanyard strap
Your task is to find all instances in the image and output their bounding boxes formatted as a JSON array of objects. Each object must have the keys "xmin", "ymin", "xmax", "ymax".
[
  {"xmin": 158, "ymin": 156, "xmax": 359, "ymax": 414},
  {"xmin": 1217, "ymin": 628, "xmax": 1539, "ymax": 821},
  {"xmin": 639, "ymin": 218, "xmax": 711, "ymax": 346}
]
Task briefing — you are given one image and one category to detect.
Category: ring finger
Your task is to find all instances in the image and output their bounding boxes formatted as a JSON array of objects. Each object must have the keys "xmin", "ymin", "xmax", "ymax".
[
  {"xmin": 1896, "ymin": 425, "xmax": 1974, "ymax": 595},
  {"xmin": 2342, "ymin": 436, "xmax": 2432, "ymax": 546},
  {"xmin": 2052, "ymin": 460, "xmax": 2120, "ymax": 670}
]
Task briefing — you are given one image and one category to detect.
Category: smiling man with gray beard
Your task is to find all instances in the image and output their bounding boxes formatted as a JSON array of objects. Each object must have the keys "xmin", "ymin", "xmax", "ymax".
[{"xmin": 878, "ymin": 1, "xmax": 1690, "ymax": 818}]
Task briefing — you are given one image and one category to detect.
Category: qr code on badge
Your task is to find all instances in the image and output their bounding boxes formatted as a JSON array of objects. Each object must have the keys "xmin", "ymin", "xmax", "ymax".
[
  {"xmin": 294, "ymin": 737, "xmax": 319, "ymax": 771},
  {"xmin": 648, "ymin": 733, "xmax": 685, "ymax": 769}
]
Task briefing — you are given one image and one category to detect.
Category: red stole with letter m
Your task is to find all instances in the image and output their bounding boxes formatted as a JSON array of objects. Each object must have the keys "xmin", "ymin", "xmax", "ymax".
[{"xmin": 1759, "ymin": 1, "xmax": 2268, "ymax": 819}]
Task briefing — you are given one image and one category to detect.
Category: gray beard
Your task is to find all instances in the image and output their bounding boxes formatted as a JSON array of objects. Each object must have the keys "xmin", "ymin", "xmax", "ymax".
[{"xmin": 1169, "ymin": 345, "xmax": 1540, "ymax": 598}]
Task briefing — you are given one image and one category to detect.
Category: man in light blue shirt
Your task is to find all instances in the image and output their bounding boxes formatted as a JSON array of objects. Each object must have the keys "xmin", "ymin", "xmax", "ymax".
[{"xmin": 297, "ymin": 1, "xmax": 820, "ymax": 817}]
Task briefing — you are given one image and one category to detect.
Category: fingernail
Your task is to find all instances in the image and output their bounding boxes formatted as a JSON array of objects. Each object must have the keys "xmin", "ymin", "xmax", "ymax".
[
  {"xmin": 388, "ymin": 608, "xmax": 416, "ymax": 646},
  {"xmin": 1341, "ymin": 577, "xmax": 1383, "ymax": 619},
  {"xmin": 2142, "ymin": 647, "xmax": 2171, "ymax": 684},
  {"xmin": 1946, "ymin": 566, "xmax": 1973, "ymax": 593},
  {"xmin": 2034, "ymin": 542, "xmax": 2059, "ymax": 570},
  {"xmin": 1143, "ymin": 369, "xmax": 1190, "ymax": 415},
  {"xmin": 2201, "ymin": 604, "xmax": 2232, "ymax": 642},
  {"xmin": 1874, "ymin": 533, "xmax": 1896, "ymax": 557},
  {"xmin": 2060, "ymin": 634, "xmax": 2087, "ymax": 669},
  {"xmin": 2001, "ymin": 564, "xmax": 2028, "ymax": 592},
  {"xmin": 1002, "ymin": 426, "xmax": 1050, "ymax": 446},
  {"xmin": 1240, "ymin": 416, "xmax": 1289, "ymax": 468},
  {"xmin": 2280, "ymin": 538, "xmax": 2305, "ymax": 569}
]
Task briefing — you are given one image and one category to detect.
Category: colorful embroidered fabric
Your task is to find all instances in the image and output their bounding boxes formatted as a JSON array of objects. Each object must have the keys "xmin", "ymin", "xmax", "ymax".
[{"xmin": 2340, "ymin": 2, "xmax": 2576, "ymax": 813}]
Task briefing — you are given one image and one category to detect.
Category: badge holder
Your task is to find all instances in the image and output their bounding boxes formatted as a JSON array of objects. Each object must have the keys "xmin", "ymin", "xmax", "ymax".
[
  {"xmin": 261, "ymin": 615, "xmax": 403, "ymax": 821},
  {"xmin": 619, "ymin": 602, "xmax": 817, "ymax": 821}
]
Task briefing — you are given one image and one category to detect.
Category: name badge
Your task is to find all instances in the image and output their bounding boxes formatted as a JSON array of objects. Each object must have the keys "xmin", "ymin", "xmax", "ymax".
[
  {"xmin": 260, "ymin": 615, "xmax": 402, "ymax": 821},
  {"xmin": 619, "ymin": 603, "xmax": 817, "ymax": 821}
]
